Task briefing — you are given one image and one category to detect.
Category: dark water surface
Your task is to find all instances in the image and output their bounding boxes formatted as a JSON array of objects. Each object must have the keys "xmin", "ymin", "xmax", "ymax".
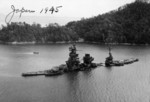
[{"xmin": 0, "ymin": 43, "xmax": 149, "ymax": 102}]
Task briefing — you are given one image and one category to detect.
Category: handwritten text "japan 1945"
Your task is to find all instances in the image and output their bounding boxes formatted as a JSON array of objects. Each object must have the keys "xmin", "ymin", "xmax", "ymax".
[{"xmin": 5, "ymin": 5, "xmax": 63, "ymax": 24}]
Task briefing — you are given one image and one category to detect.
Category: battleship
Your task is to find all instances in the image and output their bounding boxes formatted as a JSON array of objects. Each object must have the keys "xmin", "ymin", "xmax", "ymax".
[{"xmin": 22, "ymin": 44, "xmax": 138, "ymax": 77}]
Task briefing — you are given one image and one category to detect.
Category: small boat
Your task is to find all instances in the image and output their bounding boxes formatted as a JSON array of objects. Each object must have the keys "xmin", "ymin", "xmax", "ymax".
[{"xmin": 33, "ymin": 52, "xmax": 39, "ymax": 54}]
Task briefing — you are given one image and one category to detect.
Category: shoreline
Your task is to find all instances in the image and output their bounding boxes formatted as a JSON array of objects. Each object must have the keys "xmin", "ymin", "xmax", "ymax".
[
  {"xmin": 0, "ymin": 41, "xmax": 149, "ymax": 46},
  {"xmin": 84, "ymin": 41, "xmax": 150, "ymax": 46}
]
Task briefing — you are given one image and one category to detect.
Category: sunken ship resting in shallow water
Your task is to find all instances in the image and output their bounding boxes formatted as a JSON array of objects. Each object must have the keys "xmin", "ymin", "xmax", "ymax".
[{"xmin": 22, "ymin": 44, "xmax": 138, "ymax": 77}]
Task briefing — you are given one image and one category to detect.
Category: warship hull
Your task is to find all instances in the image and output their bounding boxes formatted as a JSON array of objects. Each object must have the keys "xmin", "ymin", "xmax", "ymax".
[
  {"xmin": 105, "ymin": 58, "xmax": 139, "ymax": 67},
  {"xmin": 22, "ymin": 63, "xmax": 103, "ymax": 77}
]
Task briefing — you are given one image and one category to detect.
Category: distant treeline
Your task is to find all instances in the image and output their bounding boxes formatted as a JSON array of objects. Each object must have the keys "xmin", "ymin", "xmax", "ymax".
[
  {"xmin": 0, "ymin": 23, "xmax": 78, "ymax": 43},
  {"xmin": 0, "ymin": 0, "xmax": 150, "ymax": 44}
]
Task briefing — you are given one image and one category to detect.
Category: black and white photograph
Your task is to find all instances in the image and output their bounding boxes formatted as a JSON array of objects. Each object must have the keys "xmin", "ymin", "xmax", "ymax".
[{"xmin": 0, "ymin": 0, "xmax": 149, "ymax": 102}]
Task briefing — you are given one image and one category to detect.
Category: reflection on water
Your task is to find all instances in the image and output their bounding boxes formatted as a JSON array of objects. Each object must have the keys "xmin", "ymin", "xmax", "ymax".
[{"xmin": 0, "ymin": 43, "xmax": 149, "ymax": 102}]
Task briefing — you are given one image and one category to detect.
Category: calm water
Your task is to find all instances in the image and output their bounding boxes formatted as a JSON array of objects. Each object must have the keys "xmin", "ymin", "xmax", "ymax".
[{"xmin": 0, "ymin": 43, "xmax": 150, "ymax": 102}]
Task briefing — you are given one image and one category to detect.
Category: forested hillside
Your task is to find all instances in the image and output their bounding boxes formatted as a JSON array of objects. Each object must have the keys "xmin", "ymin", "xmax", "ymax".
[
  {"xmin": 0, "ymin": 22, "xmax": 78, "ymax": 43},
  {"xmin": 66, "ymin": 0, "xmax": 150, "ymax": 44},
  {"xmin": 0, "ymin": 0, "xmax": 150, "ymax": 44}
]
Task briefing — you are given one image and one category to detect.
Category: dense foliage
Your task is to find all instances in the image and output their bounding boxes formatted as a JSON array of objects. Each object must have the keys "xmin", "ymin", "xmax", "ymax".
[
  {"xmin": 0, "ymin": 22, "xmax": 78, "ymax": 43},
  {"xmin": 1, "ymin": 0, "xmax": 150, "ymax": 44},
  {"xmin": 66, "ymin": 0, "xmax": 150, "ymax": 44}
]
